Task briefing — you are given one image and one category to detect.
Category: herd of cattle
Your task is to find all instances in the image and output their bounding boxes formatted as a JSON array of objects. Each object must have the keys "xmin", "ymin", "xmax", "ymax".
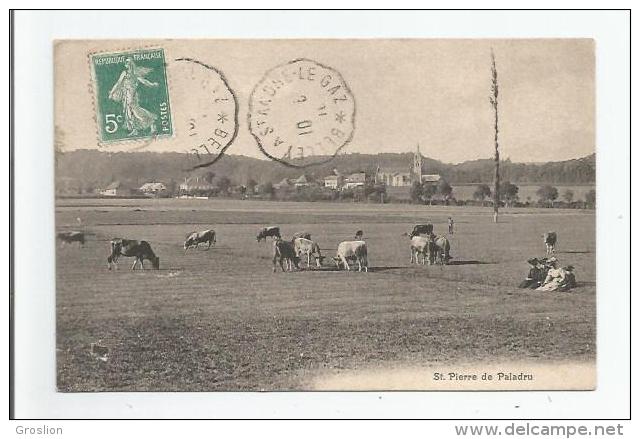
[{"xmin": 56, "ymin": 226, "xmax": 558, "ymax": 273}]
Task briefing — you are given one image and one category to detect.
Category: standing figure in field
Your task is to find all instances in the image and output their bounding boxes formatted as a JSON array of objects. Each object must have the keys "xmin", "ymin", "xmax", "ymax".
[
  {"xmin": 107, "ymin": 238, "xmax": 159, "ymax": 270},
  {"xmin": 184, "ymin": 229, "xmax": 216, "ymax": 253},
  {"xmin": 272, "ymin": 238, "xmax": 300, "ymax": 272},
  {"xmin": 543, "ymin": 231, "xmax": 557, "ymax": 256},
  {"xmin": 448, "ymin": 217, "xmax": 454, "ymax": 234},
  {"xmin": 109, "ymin": 57, "xmax": 159, "ymax": 137}
]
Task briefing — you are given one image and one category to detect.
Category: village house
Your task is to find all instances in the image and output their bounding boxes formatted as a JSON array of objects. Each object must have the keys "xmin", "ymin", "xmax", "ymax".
[
  {"xmin": 343, "ymin": 172, "xmax": 367, "ymax": 189},
  {"xmin": 139, "ymin": 182, "xmax": 167, "ymax": 196},
  {"xmin": 378, "ymin": 171, "xmax": 412, "ymax": 187},
  {"xmin": 100, "ymin": 181, "xmax": 133, "ymax": 197},
  {"xmin": 293, "ymin": 175, "xmax": 311, "ymax": 188},
  {"xmin": 377, "ymin": 144, "xmax": 443, "ymax": 187},
  {"xmin": 179, "ymin": 177, "xmax": 216, "ymax": 196},
  {"xmin": 420, "ymin": 174, "xmax": 443, "ymax": 185},
  {"xmin": 323, "ymin": 173, "xmax": 346, "ymax": 190}
]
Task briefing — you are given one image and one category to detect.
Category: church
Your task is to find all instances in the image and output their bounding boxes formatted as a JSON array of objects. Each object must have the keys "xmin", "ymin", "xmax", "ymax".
[{"xmin": 377, "ymin": 144, "xmax": 442, "ymax": 187}]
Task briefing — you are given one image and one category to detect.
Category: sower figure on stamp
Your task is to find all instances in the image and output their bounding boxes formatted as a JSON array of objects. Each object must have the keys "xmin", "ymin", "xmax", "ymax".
[{"xmin": 109, "ymin": 57, "xmax": 159, "ymax": 137}]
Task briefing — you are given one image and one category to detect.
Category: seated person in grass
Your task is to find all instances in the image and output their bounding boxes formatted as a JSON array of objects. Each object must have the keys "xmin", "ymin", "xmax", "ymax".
[
  {"xmin": 518, "ymin": 257, "xmax": 548, "ymax": 289},
  {"xmin": 558, "ymin": 265, "xmax": 577, "ymax": 292},
  {"xmin": 537, "ymin": 257, "xmax": 570, "ymax": 292}
]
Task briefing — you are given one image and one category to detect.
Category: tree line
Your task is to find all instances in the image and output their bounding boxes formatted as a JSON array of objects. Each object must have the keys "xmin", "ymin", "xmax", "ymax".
[{"xmin": 55, "ymin": 150, "xmax": 596, "ymax": 195}]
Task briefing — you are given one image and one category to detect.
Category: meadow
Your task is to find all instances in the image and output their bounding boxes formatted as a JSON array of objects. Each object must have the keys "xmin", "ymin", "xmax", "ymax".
[{"xmin": 56, "ymin": 198, "xmax": 596, "ymax": 391}]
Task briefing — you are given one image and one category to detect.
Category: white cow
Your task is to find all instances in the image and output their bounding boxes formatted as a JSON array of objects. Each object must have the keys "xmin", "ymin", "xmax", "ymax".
[
  {"xmin": 334, "ymin": 240, "xmax": 368, "ymax": 272},
  {"xmin": 294, "ymin": 238, "xmax": 324, "ymax": 268},
  {"xmin": 409, "ymin": 236, "xmax": 430, "ymax": 265}
]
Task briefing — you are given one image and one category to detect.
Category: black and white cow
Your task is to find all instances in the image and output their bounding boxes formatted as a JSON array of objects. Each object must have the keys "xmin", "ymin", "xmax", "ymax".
[
  {"xmin": 184, "ymin": 229, "xmax": 216, "ymax": 253},
  {"xmin": 107, "ymin": 238, "xmax": 159, "ymax": 270}
]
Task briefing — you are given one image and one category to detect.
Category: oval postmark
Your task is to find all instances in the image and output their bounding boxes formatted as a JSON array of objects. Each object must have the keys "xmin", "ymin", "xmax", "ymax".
[
  {"xmin": 248, "ymin": 58, "xmax": 356, "ymax": 168},
  {"xmin": 170, "ymin": 57, "xmax": 239, "ymax": 170}
]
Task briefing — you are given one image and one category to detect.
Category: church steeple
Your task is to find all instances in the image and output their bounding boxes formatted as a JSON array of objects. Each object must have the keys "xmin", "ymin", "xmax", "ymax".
[{"xmin": 413, "ymin": 143, "xmax": 423, "ymax": 183}]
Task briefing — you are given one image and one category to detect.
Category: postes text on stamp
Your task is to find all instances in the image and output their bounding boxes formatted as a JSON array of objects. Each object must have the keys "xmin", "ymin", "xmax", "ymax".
[
  {"xmin": 91, "ymin": 48, "xmax": 173, "ymax": 143},
  {"xmin": 248, "ymin": 58, "xmax": 355, "ymax": 167}
]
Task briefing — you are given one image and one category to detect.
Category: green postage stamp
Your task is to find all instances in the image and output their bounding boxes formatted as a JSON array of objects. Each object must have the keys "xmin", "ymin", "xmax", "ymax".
[{"xmin": 90, "ymin": 48, "xmax": 173, "ymax": 143}]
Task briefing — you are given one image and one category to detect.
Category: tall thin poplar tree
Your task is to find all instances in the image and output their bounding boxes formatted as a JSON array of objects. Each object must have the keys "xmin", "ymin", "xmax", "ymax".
[{"xmin": 489, "ymin": 50, "xmax": 500, "ymax": 223}]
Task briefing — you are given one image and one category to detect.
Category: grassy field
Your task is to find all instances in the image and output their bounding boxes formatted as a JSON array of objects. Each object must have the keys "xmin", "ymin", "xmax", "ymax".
[{"xmin": 56, "ymin": 198, "xmax": 595, "ymax": 391}]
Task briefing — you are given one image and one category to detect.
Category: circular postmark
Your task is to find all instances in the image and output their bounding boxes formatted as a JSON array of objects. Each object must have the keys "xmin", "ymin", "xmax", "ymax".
[
  {"xmin": 170, "ymin": 57, "xmax": 239, "ymax": 170},
  {"xmin": 248, "ymin": 58, "xmax": 356, "ymax": 168}
]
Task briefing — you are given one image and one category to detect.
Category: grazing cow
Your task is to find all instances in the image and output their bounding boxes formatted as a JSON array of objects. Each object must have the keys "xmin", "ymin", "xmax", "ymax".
[
  {"xmin": 272, "ymin": 238, "xmax": 300, "ymax": 272},
  {"xmin": 107, "ymin": 238, "xmax": 159, "ymax": 270},
  {"xmin": 257, "ymin": 226, "xmax": 281, "ymax": 242},
  {"xmin": 292, "ymin": 231, "xmax": 312, "ymax": 241},
  {"xmin": 544, "ymin": 232, "xmax": 557, "ymax": 255},
  {"xmin": 294, "ymin": 237, "xmax": 324, "ymax": 267},
  {"xmin": 334, "ymin": 241, "xmax": 368, "ymax": 272},
  {"xmin": 409, "ymin": 223, "xmax": 434, "ymax": 238},
  {"xmin": 184, "ymin": 229, "xmax": 216, "ymax": 253},
  {"xmin": 57, "ymin": 231, "xmax": 85, "ymax": 246},
  {"xmin": 427, "ymin": 235, "xmax": 452, "ymax": 265},
  {"xmin": 409, "ymin": 236, "xmax": 430, "ymax": 265}
]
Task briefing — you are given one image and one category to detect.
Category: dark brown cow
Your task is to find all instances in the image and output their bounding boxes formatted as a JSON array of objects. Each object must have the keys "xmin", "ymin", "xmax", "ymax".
[
  {"xmin": 409, "ymin": 224, "xmax": 434, "ymax": 238},
  {"xmin": 107, "ymin": 238, "xmax": 159, "ymax": 270},
  {"xmin": 57, "ymin": 231, "xmax": 85, "ymax": 246},
  {"xmin": 272, "ymin": 238, "xmax": 300, "ymax": 272},
  {"xmin": 257, "ymin": 226, "xmax": 281, "ymax": 242}
]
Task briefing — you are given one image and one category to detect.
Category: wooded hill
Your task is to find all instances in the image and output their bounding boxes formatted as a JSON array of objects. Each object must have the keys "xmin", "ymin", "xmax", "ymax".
[{"xmin": 56, "ymin": 149, "xmax": 596, "ymax": 192}]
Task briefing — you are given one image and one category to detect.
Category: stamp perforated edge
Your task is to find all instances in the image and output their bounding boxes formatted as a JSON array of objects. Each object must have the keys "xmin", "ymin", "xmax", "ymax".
[{"xmin": 86, "ymin": 45, "xmax": 176, "ymax": 149}]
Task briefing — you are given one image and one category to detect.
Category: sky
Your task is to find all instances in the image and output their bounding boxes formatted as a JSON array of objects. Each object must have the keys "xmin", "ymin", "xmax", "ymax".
[{"xmin": 55, "ymin": 39, "xmax": 594, "ymax": 164}]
